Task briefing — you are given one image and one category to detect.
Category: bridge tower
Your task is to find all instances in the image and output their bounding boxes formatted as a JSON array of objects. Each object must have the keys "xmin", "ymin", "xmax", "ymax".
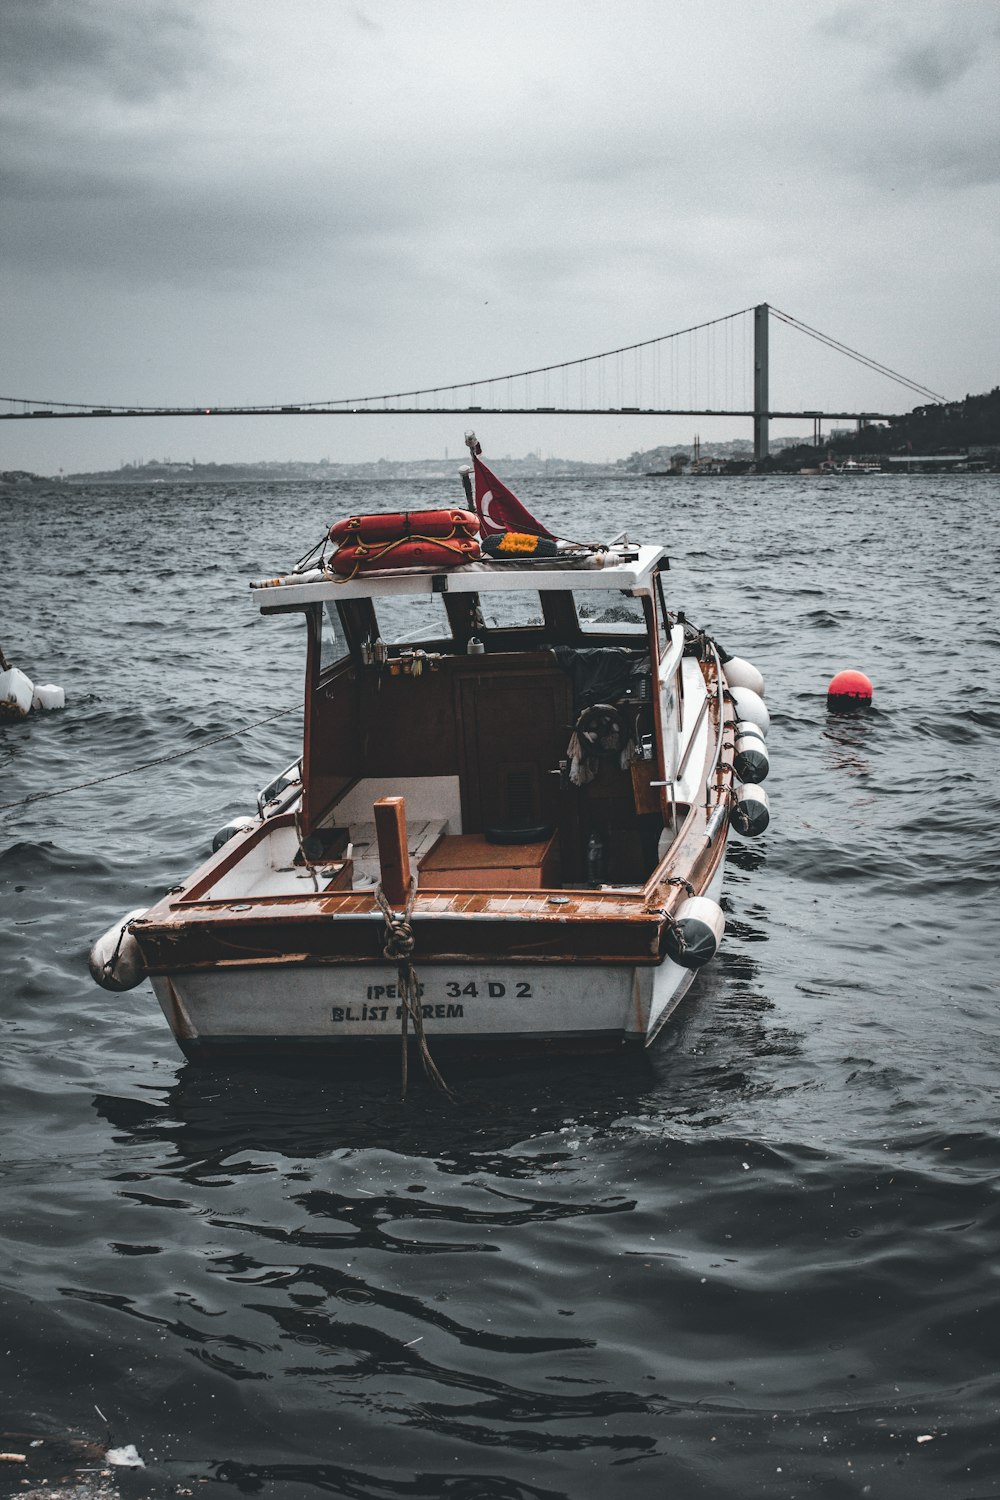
[{"xmin": 753, "ymin": 302, "xmax": 769, "ymax": 464}]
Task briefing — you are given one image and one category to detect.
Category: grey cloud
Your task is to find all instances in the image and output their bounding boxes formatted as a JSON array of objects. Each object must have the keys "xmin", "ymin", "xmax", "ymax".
[
  {"xmin": 0, "ymin": 0, "xmax": 207, "ymax": 101},
  {"xmin": 0, "ymin": 142, "xmax": 439, "ymax": 291},
  {"xmin": 889, "ymin": 41, "xmax": 974, "ymax": 95},
  {"xmin": 814, "ymin": 1, "xmax": 999, "ymax": 98}
]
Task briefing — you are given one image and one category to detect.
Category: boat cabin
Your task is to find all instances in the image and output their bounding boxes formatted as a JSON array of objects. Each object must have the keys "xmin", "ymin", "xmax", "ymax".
[{"xmin": 248, "ymin": 545, "xmax": 702, "ymax": 897}]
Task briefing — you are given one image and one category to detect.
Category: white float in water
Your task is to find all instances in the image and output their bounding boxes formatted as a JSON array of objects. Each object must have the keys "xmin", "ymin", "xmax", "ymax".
[
  {"xmin": 730, "ymin": 783, "xmax": 770, "ymax": 838},
  {"xmin": 664, "ymin": 896, "xmax": 726, "ymax": 969},
  {"xmin": 0, "ymin": 666, "xmax": 34, "ymax": 718},
  {"xmin": 724, "ymin": 655, "xmax": 765, "ymax": 697},
  {"xmin": 31, "ymin": 683, "xmax": 65, "ymax": 711},
  {"xmin": 88, "ymin": 909, "xmax": 148, "ymax": 992},
  {"xmin": 730, "ymin": 685, "xmax": 770, "ymax": 735}
]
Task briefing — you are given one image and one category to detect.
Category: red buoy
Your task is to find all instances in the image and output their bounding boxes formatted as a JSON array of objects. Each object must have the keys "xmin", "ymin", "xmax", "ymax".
[{"xmin": 827, "ymin": 669, "xmax": 873, "ymax": 712}]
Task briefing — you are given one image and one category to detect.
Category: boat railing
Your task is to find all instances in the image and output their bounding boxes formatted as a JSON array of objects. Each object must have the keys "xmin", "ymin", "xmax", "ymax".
[{"xmin": 704, "ymin": 642, "xmax": 727, "ymax": 806}]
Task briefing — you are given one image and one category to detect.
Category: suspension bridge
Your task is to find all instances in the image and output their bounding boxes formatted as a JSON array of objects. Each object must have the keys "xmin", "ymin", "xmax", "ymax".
[{"xmin": 1, "ymin": 303, "xmax": 948, "ymax": 463}]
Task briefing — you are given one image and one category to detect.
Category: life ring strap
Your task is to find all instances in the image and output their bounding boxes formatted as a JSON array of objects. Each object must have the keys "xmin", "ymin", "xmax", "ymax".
[{"xmin": 334, "ymin": 529, "xmax": 479, "ymax": 582}]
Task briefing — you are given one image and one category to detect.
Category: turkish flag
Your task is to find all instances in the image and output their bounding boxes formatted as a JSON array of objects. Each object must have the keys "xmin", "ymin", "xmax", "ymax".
[{"xmin": 472, "ymin": 455, "xmax": 555, "ymax": 539}]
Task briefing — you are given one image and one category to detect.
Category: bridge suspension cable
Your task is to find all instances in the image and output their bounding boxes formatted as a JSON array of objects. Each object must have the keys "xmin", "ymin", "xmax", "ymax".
[{"xmin": 770, "ymin": 307, "xmax": 947, "ymax": 404}]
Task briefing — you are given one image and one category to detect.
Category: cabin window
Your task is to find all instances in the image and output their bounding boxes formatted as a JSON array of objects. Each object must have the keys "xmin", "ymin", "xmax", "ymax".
[
  {"xmin": 577, "ymin": 589, "xmax": 646, "ymax": 636},
  {"xmin": 375, "ymin": 592, "xmax": 453, "ymax": 646},
  {"xmin": 321, "ymin": 602, "xmax": 347, "ymax": 670},
  {"xmin": 478, "ymin": 589, "xmax": 544, "ymax": 631}
]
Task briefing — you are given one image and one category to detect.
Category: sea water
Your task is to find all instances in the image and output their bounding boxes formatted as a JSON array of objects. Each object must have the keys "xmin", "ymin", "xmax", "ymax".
[{"xmin": 1, "ymin": 474, "xmax": 998, "ymax": 1498}]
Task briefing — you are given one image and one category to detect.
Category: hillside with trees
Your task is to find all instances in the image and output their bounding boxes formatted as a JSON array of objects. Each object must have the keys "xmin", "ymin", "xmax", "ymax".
[{"xmin": 771, "ymin": 387, "xmax": 999, "ymax": 471}]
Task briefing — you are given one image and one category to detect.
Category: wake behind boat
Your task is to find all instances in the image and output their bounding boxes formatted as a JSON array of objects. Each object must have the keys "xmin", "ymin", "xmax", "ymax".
[{"xmin": 90, "ymin": 440, "xmax": 771, "ymax": 1068}]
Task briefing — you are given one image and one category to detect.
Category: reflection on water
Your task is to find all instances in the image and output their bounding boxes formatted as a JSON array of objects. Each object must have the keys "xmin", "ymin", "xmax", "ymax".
[
  {"xmin": 92, "ymin": 1051, "xmax": 660, "ymax": 1177},
  {"xmin": 821, "ymin": 705, "xmax": 877, "ymax": 778}
]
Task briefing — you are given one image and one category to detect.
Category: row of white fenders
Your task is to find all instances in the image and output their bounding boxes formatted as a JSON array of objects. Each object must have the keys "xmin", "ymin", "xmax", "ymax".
[{"xmin": 660, "ymin": 653, "xmax": 771, "ymax": 973}]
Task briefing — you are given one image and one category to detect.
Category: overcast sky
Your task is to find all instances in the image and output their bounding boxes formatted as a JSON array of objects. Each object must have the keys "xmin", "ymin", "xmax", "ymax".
[{"xmin": 3, "ymin": 0, "xmax": 997, "ymax": 472}]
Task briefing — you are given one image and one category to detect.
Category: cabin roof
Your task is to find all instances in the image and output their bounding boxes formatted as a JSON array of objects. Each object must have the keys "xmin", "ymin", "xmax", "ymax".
[{"xmin": 251, "ymin": 544, "xmax": 667, "ymax": 611}]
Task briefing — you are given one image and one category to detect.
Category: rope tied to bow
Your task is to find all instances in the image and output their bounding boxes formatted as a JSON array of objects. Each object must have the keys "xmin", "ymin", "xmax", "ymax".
[{"xmin": 373, "ymin": 879, "xmax": 453, "ymax": 1102}]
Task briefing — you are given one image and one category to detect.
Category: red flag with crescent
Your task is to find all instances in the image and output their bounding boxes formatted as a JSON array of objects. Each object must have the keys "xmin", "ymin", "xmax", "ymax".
[{"xmin": 472, "ymin": 455, "xmax": 555, "ymax": 539}]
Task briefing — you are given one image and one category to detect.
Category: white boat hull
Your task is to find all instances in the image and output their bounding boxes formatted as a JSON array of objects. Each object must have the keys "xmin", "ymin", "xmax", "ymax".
[{"xmin": 152, "ymin": 960, "xmax": 658, "ymax": 1055}]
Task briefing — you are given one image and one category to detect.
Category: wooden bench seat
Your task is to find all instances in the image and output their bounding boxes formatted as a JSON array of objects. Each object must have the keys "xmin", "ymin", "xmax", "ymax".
[{"xmin": 418, "ymin": 832, "xmax": 558, "ymax": 891}]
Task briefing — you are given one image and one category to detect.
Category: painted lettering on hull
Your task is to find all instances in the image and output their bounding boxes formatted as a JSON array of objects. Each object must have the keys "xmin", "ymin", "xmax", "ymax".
[
  {"xmin": 364, "ymin": 980, "xmax": 534, "ymax": 1000},
  {"xmin": 333, "ymin": 976, "xmax": 534, "ymax": 1025},
  {"xmin": 331, "ymin": 1003, "xmax": 464, "ymax": 1024}
]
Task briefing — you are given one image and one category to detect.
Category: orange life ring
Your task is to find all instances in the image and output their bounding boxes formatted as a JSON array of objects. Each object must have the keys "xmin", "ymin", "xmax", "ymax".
[
  {"xmin": 329, "ymin": 509, "xmax": 479, "ymax": 545},
  {"xmin": 330, "ymin": 533, "xmax": 481, "ymax": 578}
]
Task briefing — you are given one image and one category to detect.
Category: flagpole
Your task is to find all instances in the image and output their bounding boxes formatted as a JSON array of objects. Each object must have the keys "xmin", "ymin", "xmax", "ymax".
[{"xmin": 461, "ymin": 430, "xmax": 481, "ymax": 511}]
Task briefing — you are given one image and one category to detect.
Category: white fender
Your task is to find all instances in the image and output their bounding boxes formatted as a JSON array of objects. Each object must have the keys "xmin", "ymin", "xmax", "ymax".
[
  {"xmin": 733, "ymin": 729, "xmax": 770, "ymax": 784},
  {"xmin": 730, "ymin": 783, "xmax": 770, "ymax": 838},
  {"xmin": 88, "ymin": 909, "xmax": 148, "ymax": 992},
  {"xmin": 724, "ymin": 656, "xmax": 765, "ymax": 697},
  {"xmin": 730, "ymin": 686, "xmax": 770, "ymax": 735},
  {"xmin": 212, "ymin": 815, "xmax": 256, "ymax": 852},
  {"xmin": 664, "ymin": 897, "xmax": 725, "ymax": 970}
]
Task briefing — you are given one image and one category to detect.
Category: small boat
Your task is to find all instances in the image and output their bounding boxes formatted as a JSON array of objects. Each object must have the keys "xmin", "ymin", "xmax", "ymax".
[
  {"xmin": 90, "ymin": 443, "xmax": 770, "ymax": 1070},
  {"xmin": 820, "ymin": 457, "xmax": 883, "ymax": 475}
]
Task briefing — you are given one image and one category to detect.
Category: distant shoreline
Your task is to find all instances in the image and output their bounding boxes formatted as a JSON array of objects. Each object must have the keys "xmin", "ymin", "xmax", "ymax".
[{"xmin": 4, "ymin": 466, "xmax": 996, "ymax": 494}]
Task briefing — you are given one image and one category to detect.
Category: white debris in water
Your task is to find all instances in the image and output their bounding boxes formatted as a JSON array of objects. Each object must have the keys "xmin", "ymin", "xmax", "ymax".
[
  {"xmin": 106, "ymin": 1443, "xmax": 145, "ymax": 1467},
  {"xmin": 32, "ymin": 683, "xmax": 66, "ymax": 711}
]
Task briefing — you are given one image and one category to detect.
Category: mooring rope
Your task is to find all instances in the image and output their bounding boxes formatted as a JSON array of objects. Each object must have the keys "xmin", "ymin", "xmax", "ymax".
[
  {"xmin": 373, "ymin": 878, "xmax": 454, "ymax": 1102},
  {"xmin": 0, "ymin": 704, "xmax": 300, "ymax": 812}
]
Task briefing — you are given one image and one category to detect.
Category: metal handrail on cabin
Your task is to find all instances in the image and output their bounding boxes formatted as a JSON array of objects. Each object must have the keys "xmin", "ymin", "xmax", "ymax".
[{"xmin": 704, "ymin": 642, "xmax": 728, "ymax": 804}]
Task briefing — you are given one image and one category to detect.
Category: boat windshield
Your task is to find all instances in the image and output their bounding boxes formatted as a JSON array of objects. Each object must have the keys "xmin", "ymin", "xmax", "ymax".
[
  {"xmin": 316, "ymin": 578, "xmax": 656, "ymax": 668},
  {"xmin": 372, "ymin": 592, "xmax": 452, "ymax": 646},
  {"xmin": 577, "ymin": 589, "xmax": 646, "ymax": 635},
  {"xmin": 477, "ymin": 589, "xmax": 544, "ymax": 630}
]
